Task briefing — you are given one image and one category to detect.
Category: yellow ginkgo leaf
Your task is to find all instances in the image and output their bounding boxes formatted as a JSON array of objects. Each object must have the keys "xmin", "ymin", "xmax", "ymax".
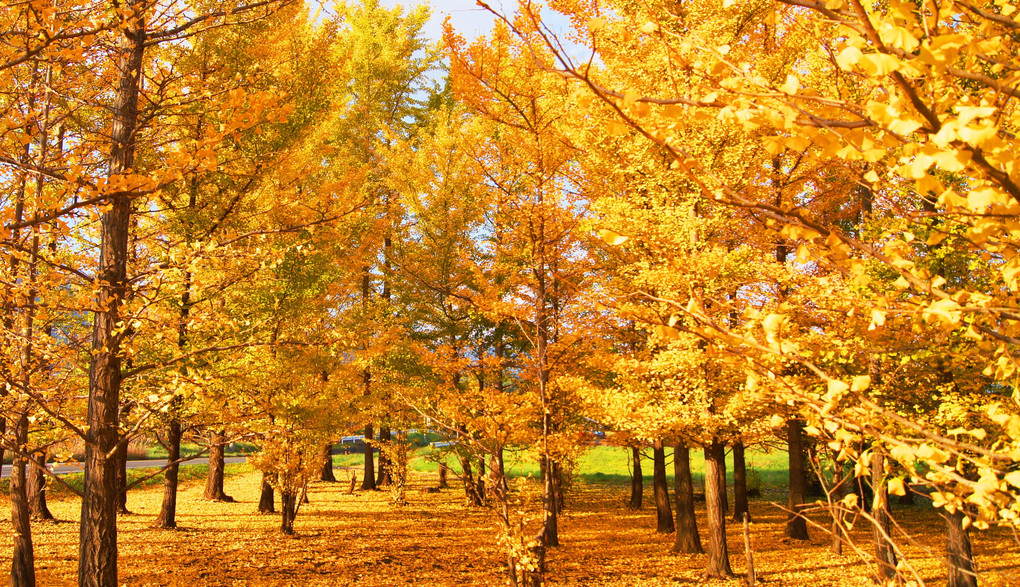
[{"xmin": 597, "ymin": 228, "xmax": 629, "ymax": 245}]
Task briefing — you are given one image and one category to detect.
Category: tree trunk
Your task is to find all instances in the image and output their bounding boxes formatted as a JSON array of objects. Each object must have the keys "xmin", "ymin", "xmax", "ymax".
[
  {"xmin": 540, "ymin": 454, "xmax": 559, "ymax": 547},
  {"xmin": 871, "ymin": 448, "xmax": 898, "ymax": 582},
  {"xmin": 732, "ymin": 441, "xmax": 748, "ymax": 522},
  {"xmin": 361, "ymin": 423, "xmax": 376, "ymax": 490},
  {"xmin": 945, "ymin": 509, "xmax": 977, "ymax": 587},
  {"xmin": 495, "ymin": 448, "xmax": 509, "ymax": 496},
  {"xmin": 203, "ymin": 430, "xmax": 233, "ymax": 502},
  {"xmin": 28, "ymin": 450, "xmax": 54, "ymax": 521},
  {"xmin": 258, "ymin": 473, "xmax": 275, "ymax": 513},
  {"xmin": 704, "ymin": 439, "xmax": 733, "ymax": 578},
  {"xmin": 79, "ymin": 5, "xmax": 146, "ymax": 584},
  {"xmin": 377, "ymin": 426, "xmax": 391, "ymax": 486},
  {"xmin": 785, "ymin": 419, "xmax": 809, "ymax": 540},
  {"xmin": 673, "ymin": 441, "xmax": 702, "ymax": 554},
  {"xmin": 280, "ymin": 489, "xmax": 296, "ymax": 535},
  {"xmin": 320, "ymin": 443, "xmax": 336, "ymax": 482},
  {"xmin": 653, "ymin": 440, "xmax": 674, "ymax": 533},
  {"xmin": 719, "ymin": 441, "xmax": 728, "ymax": 515},
  {"xmin": 438, "ymin": 463, "xmax": 449, "ymax": 488},
  {"xmin": 156, "ymin": 416, "xmax": 181, "ymax": 528},
  {"xmin": 459, "ymin": 453, "xmax": 482, "ymax": 506},
  {"xmin": 116, "ymin": 439, "xmax": 130, "ymax": 514},
  {"xmin": 552, "ymin": 459, "xmax": 565, "ymax": 514},
  {"xmin": 629, "ymin": 446, "xmax": 643, "ymax": 509},
  {"xmin": 476, "ymin": 456, "xmax": 487, "ymax": 504},
  {"xmin": 11, "ymin": 412, "xmax": 37, "ymax": 586}
]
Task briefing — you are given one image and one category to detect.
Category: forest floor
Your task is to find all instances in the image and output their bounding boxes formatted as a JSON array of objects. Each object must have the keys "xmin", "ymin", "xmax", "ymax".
[{"xmin": 1, "ymin": 465, "xmax": 1018, "ymax": 586}]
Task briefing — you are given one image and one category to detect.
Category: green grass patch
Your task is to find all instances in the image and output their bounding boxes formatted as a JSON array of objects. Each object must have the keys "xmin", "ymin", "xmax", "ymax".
[{"xmin": 334, "ymin": 444, "xmax": 790, "ymax": 490}]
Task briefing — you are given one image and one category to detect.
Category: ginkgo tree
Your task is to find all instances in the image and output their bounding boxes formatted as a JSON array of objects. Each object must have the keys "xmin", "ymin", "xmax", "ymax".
[{"xmin": 479, "ymin": 0, "xmax": 1020, "ymax": 584}]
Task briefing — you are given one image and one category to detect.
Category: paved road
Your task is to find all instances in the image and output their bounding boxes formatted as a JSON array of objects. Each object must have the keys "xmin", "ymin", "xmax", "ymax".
[{"xmin": 0, "ymin": 456, "xmax": 247, "ymax": 479}]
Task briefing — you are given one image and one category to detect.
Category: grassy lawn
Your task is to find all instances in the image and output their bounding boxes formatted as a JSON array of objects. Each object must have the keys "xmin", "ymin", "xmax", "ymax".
[{"xmin": 334, "ymin": 444, "xmax": 791, "ymax": 491}]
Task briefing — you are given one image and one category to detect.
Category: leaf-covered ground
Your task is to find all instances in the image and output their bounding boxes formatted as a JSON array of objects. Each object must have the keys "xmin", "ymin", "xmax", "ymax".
[{"xmin": 2, "ymin": 467, "xmax": 1018, "ymax": 585}]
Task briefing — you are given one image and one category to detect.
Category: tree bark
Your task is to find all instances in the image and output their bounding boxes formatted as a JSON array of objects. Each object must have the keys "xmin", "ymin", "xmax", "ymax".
[
  {"xmin": 11, "ymin": 412, "xmax": 37, "ymax": 586},
  {"xmin": 719, "ymin": 441, "xmax": 728, "ymax": 515},
  {"xmin": 203, "ymin": 430, "xmax": 233, "ymax": 502},
  {"xmin": 438, "ymin": 463, "xmax": 449, "ymax": 488},
  {"xmin": 79, "ymin": 3, "xmax": 146, "ymax": 583},
  {"xmin": 629, "ymin": 446, "xmax": 643, "ymax": 510},
  {"xmin": 785, "ymin": 419, "xmax": 809, "ymax": 540},
  {"xmin": 156, "ymin": 417, "xmax": 182, "ymax": 528},
  {"xmin": 732, "ymin": 441, "xmax": 749, "ymax": 522},
  {"xmin": 704, "ymin": 439, "xmax": 733, "ymax": 578},
  {"xmin": 871, "ymin": 448, "xmax": 898, "ymax": 582},
  {"xmin": 476, "ymin": 456, "xmax": 487, "ymax": 504},
  {"xmin": 653, "ymin": 440, "xmax": 674, "ymax": 533},
  {"xmin": 945, "ymin": 509, "xmax": 977, "ymax": 587},
  {"xmin": 320, "ymin": 443, "xmax": 336, "ymax": 482},
  {"xmin": 377, "ymin": 426, "xmax": 391, "ymax": 486},
  {"xmin": 258, "ymin": 473, "xmax": 275, "ymax": 513},
  {"xmin": 673, "ymin": 441, "xmax": 702, "ymax": 554},
  {"xmin": 361, "ymin": 423, "xmax": 376, "ymax": 490},
  {"xmin": 28, "ymin": 450, "xmax": 53, "ymax": 521},
  {"xmin": 540, "ymin": 454, "xmax": 559, "ymax": 547},
  {"xmin": 280, "ymin": 489, "xmax": 296, "ymax": 535},
  {"xmin": 459, "ymin": 453, "xmax": 482, "ymax": 506},
  {"xmin": 115, "ymin": 438, "xmax": 130, "ymax": 514}
]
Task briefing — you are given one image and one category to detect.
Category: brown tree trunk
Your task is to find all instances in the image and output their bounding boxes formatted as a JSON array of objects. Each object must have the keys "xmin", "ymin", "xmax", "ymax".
[
  {"xmin": 116, "ymin": 439, "xmax": 130, "ymax": 514},
  {"xmin": 79, "ymin": 4, "xmax": 146, "ymax": 583},
  {"xmin": 540, "ymin": 454, "xmax": 559, "ymax": 547},
  {"xmin": 280, "ymin": 489, "xmax": 296, "ymax": 535},
  {"xmin": 732, "ymin": 441, "xmax": 749, "ymax": 522},
  {"xmin": 476, "ymin": 456, "xmax": 487, "ymax": 503},
  {"xmin": 945, "ymin": 509, "xmax": 977, "ymax": 587},
  {"xmin": 203, "ymin": 430, "xmax": 233, "ymax": 502},
  {"xmin": 785, "ymin": 419, "xmax": 809, "ymax": 540},
  {"xmin": 361, "ymin": 423, "xmax": 376, "ymax": 490},
  {"xmin": 156, "ymin": 416, "xmax": 181, "ymax": 528},
  {"xmin": 495, "ymin": 448, "xmax": 509, "ymax": 496},
  {"xmin": 459, "ymin": 453, "xmax": 483, "ymax": 506},
  {"xmin": 320, "ymin": 443, "xmax": 336, "ymax": 482},
  {"xmin": 258, "ymin": 473, "xmax": 275, "ymax": 513},
  {"xmin": 719, "ymin": 441, "xmax": 728, "ymax": 515},
  {"xmin": 673, "ymin": 441, "xmax": 702, "ymax": 554},
  {"xmin": 377, "ymin": 426, "xmax": 391, "ymax": 486},
  {"xmin": 653, "ymin": 440, "xmax": 674, "ymax": 533},
  {"xmin": 629, "ymin": 446, "xmax": 643, "ymax": 509},
  {"xmin": 552, "ymin": 459, "xmax": 565, "ymax": 514},
  {"xmin": 11, "ymin": 412, "xmax": 37, "ymax": 586},
  {"xmin": 871, "ymin": 448, "xmax": 898, "ymax": 582},
  {"xmin": 28, "ymin": 450, "xmax": 54, "ymax": 521},
  {"xmin": 438, "ymin": 463, "xmax": 449, "ymax": 488},
  {"xmin": 704, "ymin": 439, "xmax": 733, "ymax": 578}
]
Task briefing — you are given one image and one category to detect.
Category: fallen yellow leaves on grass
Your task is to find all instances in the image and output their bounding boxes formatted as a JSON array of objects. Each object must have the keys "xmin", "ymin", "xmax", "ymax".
[{"xmin": 2, "ymin": 468, "xmax": 1018, "ymax": 585}]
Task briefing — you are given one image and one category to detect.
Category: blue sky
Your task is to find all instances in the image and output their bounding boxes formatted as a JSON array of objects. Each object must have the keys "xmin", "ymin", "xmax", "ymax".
[{"xmin": 382, "ymin": 0, "xmax": 507, "ymax": 42}]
